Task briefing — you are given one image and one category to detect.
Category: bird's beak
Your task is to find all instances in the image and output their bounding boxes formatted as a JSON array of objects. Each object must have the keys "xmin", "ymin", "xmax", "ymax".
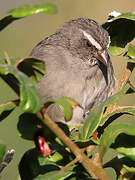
[{"xmin": 97, "ymin": 50, "xmax": 109, "ymax": 66}]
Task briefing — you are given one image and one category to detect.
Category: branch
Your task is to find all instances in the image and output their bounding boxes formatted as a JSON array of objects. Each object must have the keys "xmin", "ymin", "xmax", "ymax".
[
  {"xmin": 37, "ymin": 112, "xmax": 111, "ymax": 180},
  {"xmin": 0, "ymin": 149, "xmax": 15, "ymax": 174}
]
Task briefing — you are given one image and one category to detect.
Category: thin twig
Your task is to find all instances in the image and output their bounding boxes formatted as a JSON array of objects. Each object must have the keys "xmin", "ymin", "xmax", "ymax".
[
  {"xmin": 59, "ymin": 146, "xmax": 95, "ymax": 173},
  {"xmin": 4, "ymin": 51, "xmax": 11, "ymax": 65},
  {"xmin": 0, "ymin": 149, "xmax": 15, "ymax": 174},
  {"xmin": 128, "ymin": 80, "xmax": 135, "ymax": 91},
  {"xmin": 115, "ymin": 62, "xmax": 134, "ymax": 92},
  {"xmin": 59, "ymin": 157, "xmax": 79, "ymax": 174},
  {"xmin": 104, "ymin": 62, "xmax": 134, "ymax": 117},
  {"xmin": 37, "ymin": 112, "xmax": 111, "ymax": 180}
]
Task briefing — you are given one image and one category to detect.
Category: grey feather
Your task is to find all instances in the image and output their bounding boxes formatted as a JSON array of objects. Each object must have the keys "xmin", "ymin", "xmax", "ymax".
[{"xmin": 30, "ymin": 18, "xmax": 115, "ymax": 125}]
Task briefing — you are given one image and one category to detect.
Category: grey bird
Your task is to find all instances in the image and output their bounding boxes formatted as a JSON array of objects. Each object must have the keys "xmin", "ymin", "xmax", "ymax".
[{"xmin": 30, "ymin": 18, "xmax": 115, "ymax": 125}]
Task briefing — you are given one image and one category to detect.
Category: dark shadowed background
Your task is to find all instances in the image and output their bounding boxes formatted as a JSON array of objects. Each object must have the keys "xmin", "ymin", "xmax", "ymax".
[{"xmin": 0, "ymin": 0, "xmax": 135, "ymax": 179}]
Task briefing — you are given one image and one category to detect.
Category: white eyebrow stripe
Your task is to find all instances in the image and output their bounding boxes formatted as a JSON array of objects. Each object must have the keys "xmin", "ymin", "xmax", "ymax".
[
  {"xmin": 107, "ymin": 36, "xmax": 111, "ymax": 49},
  {"xmin": 82, "ymin": 30, "xmax": 102, "ymax": 50}
]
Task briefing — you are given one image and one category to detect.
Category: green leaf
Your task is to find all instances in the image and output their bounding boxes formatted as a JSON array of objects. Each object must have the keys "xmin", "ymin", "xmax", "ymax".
[
  {"xmin": 47, "ymin": 151, "xmax": 64, "ymax": 164},
  {"xmin": 0, "ymin": 143, "xmax": 6, "ymax": 164},
  {"xmin": 109, "ymin": 46, "xmax": 124, "ymax": 56},
  {"xmin": 100, "ymin": 85, "xmax": 130, "ymax": 125},
  {"xmin": 0, "ymin": 56, "xmax": 46, "ymax": 83},
  {"xmin": 0, "ymin": 64, "xmax": 41, "ymax": 113},
  {"xmin": 47, "ymin": 145, "xmax": 71, "ymax": 166},
  {"xmin": 38, "ymin": 157, "xmax": 60, "ymax": 168},
  {"xmin": 126, "ymin": 45, "xmax": 135, "ymax": 63},
  {"xmin": 0, "ymin": 3, "xmax": 57, "ymax": 31},
  {"xmin": 80, "ymin": 104, "xmax": 104, "ymax": 140},
  {"xmin": 101, "ymin": 105, "xmax": 135, "ymax": 125},
  {"xmin": 0, "ymin": 58, "xmax": 8, "ymax": 65},
  {"xmin": 113, "ymin": 133, "xmax": 135, "ymax": 161},
  {"xmin": 126, "ymin": 87, "xmax": 135, "ymax": 94},
  {"xmin": 8, "ymin": 4, "xmax": 57, "ymax": 18},
  {"xmin": 17, "ymin": 113, "xmax": 43, "ymax": 140},
  {"xmin": 19, "ymin": 148, "xmax": 61, "ymax": 180},
  {"xmin": 0, "ymin": 101, "xmax": 16, "ymax": 121},
  {"xmin": 120, "ymin": 164, "xmax": 135, "ymax": 180},
  {"xmin": 15, "ymin": 56, "xmax": 46, "ymax": 83},
  {"xmin": 108, "ymin": 12, "xmax": 135, "ymax": 22},
  {"xmin": 103, "ymin": 86, "xmax": 129, "ymax": 107},
  {"xmin": 80, "ymin": 86, "xmax": 129, "ymax": 140},
  {"xmin": 99, "ymin": 123, "xmax": 135, "ymax": 156},
  {"xmin": 19, "ymin": 148, "xmax": 41, "ymax": 179},
  {"xmin": 124, "ymin": 164, "xmax": 135, "ymax": 172},
  {"xmin": 127, "ymin": 45, "xmax": 135, "ymax": 59},
  {"xmin": 34, "ymin": 170, "xmax": 73, "ymax": 180},
  {"xmin": 123, "ymin": 164, "xmax": 135, "ymax": 173},
  {"xmin": 44, "ymin": 97, "xmax": 77, "ymax": 122},
  {"xmin": 0, "ymin": 57, "xmax": 20, "ymax": 65},
  {"xmin": 103, "ymin": 12, "xmax": 135, "ymax": 56},
  {"xmin": 104, "ymin": 156, "xmax": 135, "ymax": 179},
  {"xmin": 0, "ymin": 101, "xmax": 16, "ymax": 114},
  {"xmin": 117, "ymin": 147, "xmax": 135, "ymax": 161},
  {"xmin": 0, "ymin": 15, "xmax": 15, "ymax": 31}
]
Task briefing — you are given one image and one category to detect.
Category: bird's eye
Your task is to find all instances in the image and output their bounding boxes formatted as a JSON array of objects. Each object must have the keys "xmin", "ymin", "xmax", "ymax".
[
  {"xmin": 88, "ymin": 57, "xmax": 98, "ymax": 66},
  {"xmin": 86, "ymin": 40, "xmax": 92, "ymax": 47}
]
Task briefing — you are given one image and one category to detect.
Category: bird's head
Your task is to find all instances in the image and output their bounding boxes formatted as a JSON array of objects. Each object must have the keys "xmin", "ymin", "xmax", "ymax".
[{"xmin": 58, "ymin": 18, "xmax": 110, "ymax": 67}]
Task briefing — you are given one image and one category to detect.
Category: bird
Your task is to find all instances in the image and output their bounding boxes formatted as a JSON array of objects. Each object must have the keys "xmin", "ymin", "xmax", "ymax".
[{"xmin": 30, "ymin": 18, "xmax": 115, "ymax": 125}]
